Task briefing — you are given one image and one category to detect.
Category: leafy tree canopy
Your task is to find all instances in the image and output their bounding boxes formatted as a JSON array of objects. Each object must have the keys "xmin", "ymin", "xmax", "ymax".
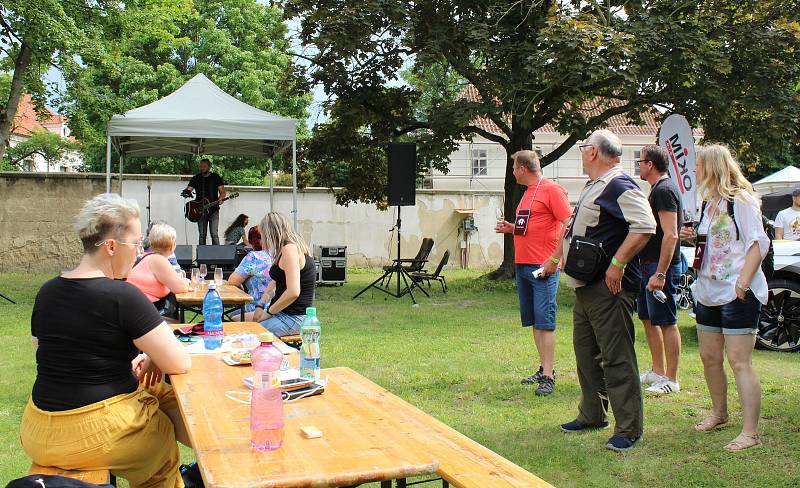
[
  {"xmin": 286, "ymin": 0, "xmax": 800, "ymax": 273},
  {"xmin": 58, "ymin": 0, "xmax": 312, "ymax": 184},
  {"xmin": 0, "ymin": 0, "xmax": 107, "ymax": 160}
]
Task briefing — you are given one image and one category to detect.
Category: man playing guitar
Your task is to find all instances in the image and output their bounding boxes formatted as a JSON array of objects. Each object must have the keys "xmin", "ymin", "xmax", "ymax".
[{"xmin": 182, "ymin": 158, "xmax": 226, "ymax": 245}]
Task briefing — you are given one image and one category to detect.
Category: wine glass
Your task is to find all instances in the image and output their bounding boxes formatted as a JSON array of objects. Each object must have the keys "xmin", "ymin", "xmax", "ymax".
[
  {"xmin": 199, "ymin": 264, "xmax": 207, "ymax": 283},
  {"xmin": 190, "ymin": 268, "xmax": 200, "ymax": 291},
  {"xmin": 214, "ymin": 267, "xmax": 223, "ymax": 286},
  {"xmin": 495, "ymin": 207, "xmax": 504, "ymax": 225}
]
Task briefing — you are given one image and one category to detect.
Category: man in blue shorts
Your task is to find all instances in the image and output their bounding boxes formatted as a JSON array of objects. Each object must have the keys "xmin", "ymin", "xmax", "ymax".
[
  {"xmin": 496, "ymin": 150, "xmax": 572, "ymax": 396},
  {"xmin": 637, "ymin": 145, "xmax": 683, "ymax": 395}
]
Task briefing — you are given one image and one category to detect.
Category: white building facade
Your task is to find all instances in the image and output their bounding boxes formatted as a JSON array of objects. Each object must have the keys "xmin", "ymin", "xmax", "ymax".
[{"xmin": 8, "ymin": 95, "xmax": 83, "ymax": 172}]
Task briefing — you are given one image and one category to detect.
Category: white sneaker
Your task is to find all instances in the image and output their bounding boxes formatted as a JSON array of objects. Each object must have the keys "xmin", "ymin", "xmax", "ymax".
[
  {"xmin": 645, "ymin": 379, "xmax": 680, "ymax": 395},
  {"xmin": 639, "ymin": 369, "xmax": 666, "ymax": 386}
]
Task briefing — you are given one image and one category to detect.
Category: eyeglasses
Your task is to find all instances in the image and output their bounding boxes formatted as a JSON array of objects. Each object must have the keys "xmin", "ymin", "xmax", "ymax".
[
  {"xmin": 638, "ymin": 159, "xmax": 652, "ymax": 165},
  {"xmin": 578, "ymin": 144, "xmax": 594, "ymax": 153},
  {"xmin": 95, "ymin": 237, "xmax": 145, "ymax": 254}
]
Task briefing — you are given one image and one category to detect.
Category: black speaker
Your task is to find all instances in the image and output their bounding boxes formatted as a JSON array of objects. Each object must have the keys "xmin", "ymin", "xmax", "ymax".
[
  {"xmin": 196, "ymin": 245, "xmax": 237, "ymax": 267},
  {"xmin": 174, "ymin": 245, "xmax": 194, "ymax": 270},
  {"xmin": 388, "ymin": 142, "xmax": 416, "ymax": 206}
]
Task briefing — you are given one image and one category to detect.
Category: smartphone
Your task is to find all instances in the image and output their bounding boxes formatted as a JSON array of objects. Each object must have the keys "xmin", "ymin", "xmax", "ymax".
[
  {"xmin": 280, "ymin": 377, "xmax": 315, "ymax": 392},
  {"xmin": 532, "ymin": 268, "xmax": 544, "ymax": 279}
]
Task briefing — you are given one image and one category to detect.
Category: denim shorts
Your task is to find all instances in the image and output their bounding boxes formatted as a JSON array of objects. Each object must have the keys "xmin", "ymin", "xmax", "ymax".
[
  {"xmin": 515, "ymin": 264, "xmax": 559, "ymax": 331},
  {"xmin": 636, "ymin": 261, "xmax": 682, "ymax": 326},
  {"xmin": 260, "ymin": 312, "xmax": 305, "ymax": 337},
  {"xmin": 695, "ymin": 290, "xmax": 761, "ymax": 335}
]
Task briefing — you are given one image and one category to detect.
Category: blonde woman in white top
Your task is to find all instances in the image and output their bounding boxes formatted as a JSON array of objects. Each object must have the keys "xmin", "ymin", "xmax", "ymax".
[{"xmin": 680, "ymin": 144, "xmax": 768, "ymax": 451}]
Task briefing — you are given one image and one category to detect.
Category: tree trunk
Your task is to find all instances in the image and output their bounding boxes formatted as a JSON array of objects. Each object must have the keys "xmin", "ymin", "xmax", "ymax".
[
  {"xmin": 487, "ymin": 131, "xmax": 532, "ymax": 280},
  {"xmin": 0, "ymin": 42, "xmax": 33, "ymax": 162}
]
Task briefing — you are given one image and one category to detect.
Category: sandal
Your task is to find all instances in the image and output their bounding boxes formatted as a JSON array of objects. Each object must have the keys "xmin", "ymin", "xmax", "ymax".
[
  {"xmin": 694, "ymin": 413, "xmax": 729, "ymax": 432},
  {"xmin": 724, "ymin": 433, "xmax": 762, "ymax": 452}
]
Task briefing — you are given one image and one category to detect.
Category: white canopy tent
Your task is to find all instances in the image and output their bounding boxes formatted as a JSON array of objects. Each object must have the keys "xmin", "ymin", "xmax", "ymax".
[
  {"xmin": 753, "ymin": 166, "xmax": 800, "ymax": 195},
  {"xmin": 106, "ymin": 73, "xmax": 299, "ymax": 226}
]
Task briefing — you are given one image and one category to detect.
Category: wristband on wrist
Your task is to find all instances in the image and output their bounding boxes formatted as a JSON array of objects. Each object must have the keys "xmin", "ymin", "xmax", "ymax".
[
  {"xmin": 611, "ymin": 257, "xmax": 627, "ymax": 269},
  {"xmin": 736, "ymin": 281, "xmax": 750, "ymax": 292},
  {"xmin": 548, "ymin": 256, "xmax": 560, "ymax": 265},
  {"xmin": 254, "ymin": 304, "xmax": 264, "ymax": 310}
]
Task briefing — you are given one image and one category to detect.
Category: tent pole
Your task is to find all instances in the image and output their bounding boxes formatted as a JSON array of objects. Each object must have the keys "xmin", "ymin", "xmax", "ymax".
[
  {"xmin": 292, "ymin": 139, "xmax": 297, "ymax": 230},
  {"xmin": 105, "ymin": 136, "xmax": 112, "ymax": 193},
  {"xmin": 269, "ymin": 159, "xmax": 274, "ymax": 212},
  {"xmin": 119, "ymin": 154, "xmax": 124, "ymax": 196}
]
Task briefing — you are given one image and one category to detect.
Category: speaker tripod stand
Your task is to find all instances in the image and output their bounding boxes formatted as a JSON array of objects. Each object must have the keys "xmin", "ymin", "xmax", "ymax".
[{"xmin": 353, "ymin": 206, "xmax": 429, "ymax": 305}]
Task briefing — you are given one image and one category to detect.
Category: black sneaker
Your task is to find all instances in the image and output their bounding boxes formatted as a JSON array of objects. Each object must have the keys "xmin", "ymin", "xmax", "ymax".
[
  {"xmin": 535, "ymin": 376, "xmax": 555, "ymax": 396},
  {"xmin": 605, "ymin": 435, "xmax": 641, "ymax": 452},
  {"xmin": 521, "ymin": 367, "xmax": 556, "ymax": 385},
  {"xmin": 180, "ymin": 462, "xmax": 205, "ymax": 488},
  {"xmin": 521, "ymin": 366, "xmax": 544, "ymax": 385},
  {"xmin": 559, "ymin": 419, "xmax": 610, "ymax": 433}
]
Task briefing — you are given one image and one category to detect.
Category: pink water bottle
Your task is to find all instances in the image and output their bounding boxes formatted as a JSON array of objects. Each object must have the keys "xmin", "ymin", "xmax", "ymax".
[{"xmin": 250, "ymin": 332, "xmax": 284, "ymax": 451}]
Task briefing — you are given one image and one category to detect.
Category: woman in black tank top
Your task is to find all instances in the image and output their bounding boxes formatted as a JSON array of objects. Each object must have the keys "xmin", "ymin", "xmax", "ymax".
[{"xmin": 252, "ymin": 212, "xmax": 316, "ymax": 337}]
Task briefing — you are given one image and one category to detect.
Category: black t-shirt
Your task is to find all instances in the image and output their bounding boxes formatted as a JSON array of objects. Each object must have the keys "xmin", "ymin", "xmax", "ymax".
[
  {"xmin": 188, "ymin": 172, "xmax": 225, "ymax": 214},
  {"xmin": 31, "ymin": 277, "xmax": 164, "ymax": 411},
  {"xmin": 640, "ymin": 177, "xmax": 683, "ymax": 263},
  {"xmin": 269, "ymin": 254, "xmax": 316, "ymax": 315}
]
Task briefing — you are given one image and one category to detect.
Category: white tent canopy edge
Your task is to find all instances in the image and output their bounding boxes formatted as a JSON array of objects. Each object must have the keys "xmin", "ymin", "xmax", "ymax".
[{"xmin": 105, "ymin": 73, "xmax": 299, "ymax": 228}]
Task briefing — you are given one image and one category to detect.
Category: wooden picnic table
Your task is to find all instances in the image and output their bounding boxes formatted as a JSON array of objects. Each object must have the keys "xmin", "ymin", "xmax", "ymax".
[
  {"xmin": 171, "ymin": 322, "xmax": 551, "ymax": 488},
  {"xmin": 175, "ymin": 281, "xmax": 253, "ymax": 322},
  {"xmin": 170, "ymin": 322, "xmax": 438, "ymax": 488}
]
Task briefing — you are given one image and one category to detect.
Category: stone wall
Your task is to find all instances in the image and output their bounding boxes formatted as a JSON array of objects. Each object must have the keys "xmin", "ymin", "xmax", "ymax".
[
  {"xmin": 0, "ymin": 173, "xmax": 119, "ymax": 272},
  {"xmin": 0, "ymin": 172, "xmax": 505, "ymax": 273}
]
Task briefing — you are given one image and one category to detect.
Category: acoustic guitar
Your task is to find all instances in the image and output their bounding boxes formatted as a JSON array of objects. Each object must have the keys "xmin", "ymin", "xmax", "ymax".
[{"xmin": 184, "ymin": 192, "xmax": 240, "ymax": 222}]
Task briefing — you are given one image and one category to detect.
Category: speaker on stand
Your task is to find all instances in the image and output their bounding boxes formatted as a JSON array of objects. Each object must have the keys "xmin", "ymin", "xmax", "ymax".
[
  {"xmin": 354, "ymin": 142, "xmax": 429, "ymax": 304},
  {"xmin": 387, "ymin": 142, "xmax": 416, "ymax": 206}
]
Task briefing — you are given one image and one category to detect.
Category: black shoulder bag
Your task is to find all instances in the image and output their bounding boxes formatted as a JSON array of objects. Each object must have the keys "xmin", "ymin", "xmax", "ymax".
[
  {"xmin": 564, "ymin": 235, "xmax": 608, "ymax": 283},
  {"xmin": 563, "ymin": 179, "xmax": 609, "ymax": 283}
]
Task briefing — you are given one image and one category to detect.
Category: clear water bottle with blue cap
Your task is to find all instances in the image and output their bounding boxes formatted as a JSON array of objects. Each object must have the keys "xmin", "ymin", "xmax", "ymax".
[
  {"xmin": 300, "ymin": 307, "xmax": 321, "ymax": 380},
  {"xmin": 203, "ymin": 283, "xmax": 224, "ymax": 350}
]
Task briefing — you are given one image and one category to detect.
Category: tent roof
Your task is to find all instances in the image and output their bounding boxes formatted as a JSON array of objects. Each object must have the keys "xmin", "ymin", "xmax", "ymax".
[
  {"xmin": 107, "ymin": 74, "xmax": 297, "ymax": 157},
  {"xmin": 753, "ymin": 166, "xmax": 800, "ymax": 186}
]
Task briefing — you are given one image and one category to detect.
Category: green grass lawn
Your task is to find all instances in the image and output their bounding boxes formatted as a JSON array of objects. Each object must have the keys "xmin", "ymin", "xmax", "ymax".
[{"xmin": 1, "ymin": 269, "xmax": 799, "ymax": 487}]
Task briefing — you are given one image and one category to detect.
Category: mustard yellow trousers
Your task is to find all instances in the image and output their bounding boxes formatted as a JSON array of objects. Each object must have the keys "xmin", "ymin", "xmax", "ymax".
[{"xmin": 20, "ymin": 381, "xmax": 184, "ymax": 488}]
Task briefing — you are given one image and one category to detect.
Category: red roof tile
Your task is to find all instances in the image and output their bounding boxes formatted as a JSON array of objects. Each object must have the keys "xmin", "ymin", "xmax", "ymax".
[
  {"xmin": 458, "ymin": 85, "xmax": 703, "ymax": 138},
  {"xmin": 11, "ymin": 95, "xmax": 67, "ymax": 137}
]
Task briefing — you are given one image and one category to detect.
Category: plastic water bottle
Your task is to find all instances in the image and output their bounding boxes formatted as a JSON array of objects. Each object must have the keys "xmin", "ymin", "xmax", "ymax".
[
  {"xmin": 300, "ymin": 307, "xmax": 321, "ymax": 380},
  {"xmin": 202, "ymin": 283, "xmax": 223, "ymax": 350},
  {"xmin": 251, "ymin": 332, "xmax": 284, "ymax": 451}
]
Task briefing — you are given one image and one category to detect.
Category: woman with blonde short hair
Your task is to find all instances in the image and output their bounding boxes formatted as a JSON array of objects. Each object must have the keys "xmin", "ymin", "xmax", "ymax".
[
  {"xmin": 680, "ymin": 144, "xmax": 768, "ymax": 451},
  {"xmin": 20, "ymin": 193, "xmax": 192, "ymax": 486},
  {"xmin": 252, "ymin": 212, "xmax": 316, "ymax": 336},
  {"xmin": 127, "ymin": 221, "xmax": 189, "ymax": 318}
]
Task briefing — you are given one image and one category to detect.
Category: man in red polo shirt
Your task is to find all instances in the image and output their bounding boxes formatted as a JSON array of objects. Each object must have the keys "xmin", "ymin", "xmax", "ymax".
[{"xmin": 496, "ymin": 150, "xmax": 572, "ymax": 396}]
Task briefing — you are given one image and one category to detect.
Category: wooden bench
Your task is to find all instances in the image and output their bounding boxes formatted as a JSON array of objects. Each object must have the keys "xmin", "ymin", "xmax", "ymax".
[
  {"xmin": 356, "ymin": 373, "xmax": 553, "ymax": 488},
  {"xmin": 29, "ymin": 464, "xmax": 113, "ymax": 485},
  {"xmin": 427, "ymin": 426, "xmax": 553, "ymax": 488}
]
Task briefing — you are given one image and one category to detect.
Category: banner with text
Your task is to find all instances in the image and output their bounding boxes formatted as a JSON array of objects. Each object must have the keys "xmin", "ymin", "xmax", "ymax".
[{"xmin": 659, "ymin": 114, "xmax": 697, "ymax": 222}]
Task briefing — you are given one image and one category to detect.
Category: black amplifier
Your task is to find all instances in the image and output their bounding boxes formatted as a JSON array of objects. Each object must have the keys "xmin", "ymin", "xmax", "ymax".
[{"xmin": 315, "ymin": 245, "xmax": 347, "ymax": 258}]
